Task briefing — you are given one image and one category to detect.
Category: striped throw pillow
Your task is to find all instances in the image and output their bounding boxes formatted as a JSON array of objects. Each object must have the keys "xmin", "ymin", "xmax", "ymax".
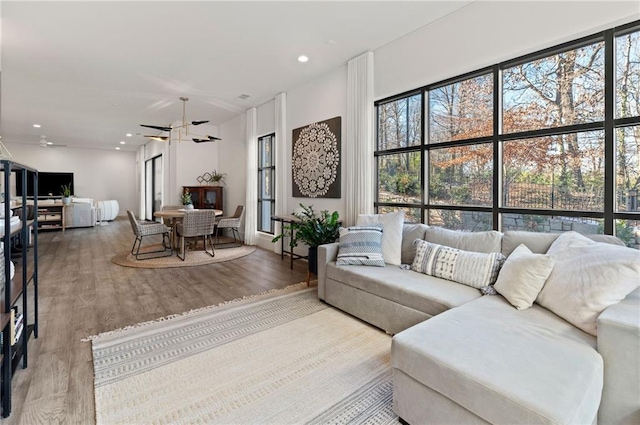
[
  {"xmin": 336, "ymin": 226, "xmax": 385, "ymax": 267},
  {"xmin": 411, "ymin": 239, "xmax": 506, "ymax": 288}
]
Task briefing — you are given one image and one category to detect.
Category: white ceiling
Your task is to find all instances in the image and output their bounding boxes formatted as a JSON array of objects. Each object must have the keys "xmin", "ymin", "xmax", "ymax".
[{"xmin": 1, "ymin": 1, "xmax": 472, "ymax": 151}]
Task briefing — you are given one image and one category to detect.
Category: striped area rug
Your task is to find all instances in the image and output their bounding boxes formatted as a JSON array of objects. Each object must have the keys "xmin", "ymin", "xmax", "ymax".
[{"xmin": 91, "ymin": 286, "xmax": 398, "ymax": 424}]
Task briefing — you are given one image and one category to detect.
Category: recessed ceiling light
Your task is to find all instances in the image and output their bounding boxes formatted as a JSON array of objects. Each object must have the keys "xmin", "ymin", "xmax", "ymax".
[
  {"xmin": 33, "ymin": 124, "xmax": 41, "ymax": 128},
  {"xmin": 298, "ymin": 55, "xmax": 309, "ymax": 63},
  {"xmin": 46, "ymin": 142, "xmax": 53, "ymax": 145},
  {"xmin": 126, "ymin": 133, "xmax": 132, "ymax": 137},
  {"xmin": 116, "ymin": 147, "xmax": 121, "ymax": 150},
  {"xmin": 120, "ymin": 141, "xmax": 126, "ymax": 145}
]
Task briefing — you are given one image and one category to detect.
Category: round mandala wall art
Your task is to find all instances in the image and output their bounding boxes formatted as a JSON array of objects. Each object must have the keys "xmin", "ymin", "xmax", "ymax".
[{"xmin": 292, "ymin": 117, "xmax": 341, "ymax": 198}]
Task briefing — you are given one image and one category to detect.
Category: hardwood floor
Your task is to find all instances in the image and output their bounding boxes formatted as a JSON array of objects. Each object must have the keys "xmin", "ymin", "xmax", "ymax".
[{"xmin": 3, "ymin": 218, "xmax": 309, "ymax": 424}]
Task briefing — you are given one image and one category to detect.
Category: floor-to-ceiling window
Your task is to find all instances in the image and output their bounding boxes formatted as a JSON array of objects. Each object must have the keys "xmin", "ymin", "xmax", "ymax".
[
  {"xmin": 258, "ymin": 133, "xmax": 275, "ymax": 233},
  {"xmin": 375, "ymin": 20, "xmax": 640, "ymax": 249}
]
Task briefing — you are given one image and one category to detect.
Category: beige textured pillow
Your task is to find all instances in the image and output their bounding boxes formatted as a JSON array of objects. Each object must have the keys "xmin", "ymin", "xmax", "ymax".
[
  {"xmin": 494, "ymin": 244, "xmax": 555, "ymax": 310},
  {"xmin": 537, "ymin": 232, "xmax": 640, "ymax": 336}
]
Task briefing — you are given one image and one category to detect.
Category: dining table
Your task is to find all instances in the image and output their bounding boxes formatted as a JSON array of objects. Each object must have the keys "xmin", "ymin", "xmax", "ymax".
[{"xmin": 153, "ymin": 208, "xmax": 223, "ymax": 249}]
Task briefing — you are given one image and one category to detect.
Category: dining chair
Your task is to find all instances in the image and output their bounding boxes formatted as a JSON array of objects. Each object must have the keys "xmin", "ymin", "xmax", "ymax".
[
  {"xmin": 126, "ymin": 210, "xmax": 172, "ymax": 260},
  {"xmin": 214, "ymin": 205, "xmax": 244, "ymax": 247},
  {"xmin": 176, "ymin": 209, "xmax": 217, "ymax": 261}
]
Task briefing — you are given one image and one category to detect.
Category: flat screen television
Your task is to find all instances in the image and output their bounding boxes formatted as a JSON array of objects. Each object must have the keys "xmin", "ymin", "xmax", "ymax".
[{"xmin": 15, "ymin": 171, "xmax": 74, "ymax": 197}]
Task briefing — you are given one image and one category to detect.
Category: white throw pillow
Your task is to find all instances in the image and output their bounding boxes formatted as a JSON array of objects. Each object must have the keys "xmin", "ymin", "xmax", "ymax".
[
  {"xmin": 357, "ymin": 212, "xmax": 404, "ymax": 265},
  {"xmin": 537, "ymin": 231, "xmax": 640, "ymax": 336},
  {"xmin": 494, "ymin": 244, "xmax": 555, "ymax": 310}
]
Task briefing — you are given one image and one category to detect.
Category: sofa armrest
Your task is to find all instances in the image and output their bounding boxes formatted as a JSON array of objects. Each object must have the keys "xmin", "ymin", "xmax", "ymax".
[
  {"xmin": 597, "ymin": 287, "xmax": 640, "ymax": 425},
  {"xmin": 317, "ymin": 242, "xmax": 339, "ymax": 301}
]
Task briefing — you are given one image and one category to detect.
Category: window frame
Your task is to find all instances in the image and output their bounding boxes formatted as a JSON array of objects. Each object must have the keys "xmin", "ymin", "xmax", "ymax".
[
  {"xmin": 257, "ymin": 133, "xmax": 276, "ymax": 234},
  {"xmin": 374, "ymin": 19, "xmax": 640, "ymax": 240}
]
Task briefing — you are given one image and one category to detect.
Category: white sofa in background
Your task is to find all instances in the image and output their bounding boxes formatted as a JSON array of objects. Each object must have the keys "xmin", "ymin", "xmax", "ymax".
[
  {"xmin": 65, "ymin": 198, "xmax": 97, "ymax": 228},
  {"xmin": 318, "ymin": 227, "xmax": 640, "ymax": 425}
]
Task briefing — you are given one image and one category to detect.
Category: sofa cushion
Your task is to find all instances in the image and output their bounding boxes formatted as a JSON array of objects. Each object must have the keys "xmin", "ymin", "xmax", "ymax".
[
  {"xmin": 424, "ymin": 227, "xmax": 502, "ymax": 253},
  {"xmin": 538, "ymin": 231, "xmax": 640, "ymax": 336},
  {"xmin": 336, "ymin": 226, "xmax": 385, "ymax": 267},
  {"xmin": 502, "ymin": 231, "xmax": 626, "ymax": 257},
  {"xmin": 502, "ymin": 231, "xmax": 558, "ymax": 257},
  {"xmin": 411, "ymin": 240, "xmax": 505, "ymax": 289},
  {"xmin": 392, "ymin": 295, "xmax": 602, "ymax": 425},
  {"xmin": 401, "ymin": 223, "xmax": 429, "ymax": 264},
  {"xmin": 326, "ymin": 262, "xmax": 481, "ymax": 317},
  {"xmin": 493, "ymin": 244, "xmax": 555, "ymax": 310},
  {"xmin": 357, "ymin": 212, "xmax": 404, "ymax": 265}
]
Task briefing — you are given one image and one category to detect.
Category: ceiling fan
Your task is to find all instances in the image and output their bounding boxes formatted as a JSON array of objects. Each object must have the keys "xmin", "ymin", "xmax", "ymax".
[
  {"xmin": 140, "ymin": 97, "xmax": 221, "ymax": 143},
  {"xmin": 39, "ymin": 135, "xmax": 66, "ymax": 148}
]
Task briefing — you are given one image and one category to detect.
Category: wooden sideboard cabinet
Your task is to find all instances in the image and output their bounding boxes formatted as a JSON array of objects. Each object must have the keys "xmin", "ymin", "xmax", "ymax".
[{"xmin": 183, "ymin": 186, "xmax": 223, "ymax": 211}]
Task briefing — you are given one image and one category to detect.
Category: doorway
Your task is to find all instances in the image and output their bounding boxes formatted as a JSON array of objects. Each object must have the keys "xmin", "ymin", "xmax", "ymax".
[{"xmin": 145, "ymin": 155, "xmax": 163, "ymax": 221}]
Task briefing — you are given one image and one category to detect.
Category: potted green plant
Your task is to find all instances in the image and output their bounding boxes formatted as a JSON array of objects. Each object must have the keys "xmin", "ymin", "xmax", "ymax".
[
  {"xmin": 208, "ymin": 170, "xmax": 227, "ymax": 186},
  {"xmin": 272, "ymin": 204, "xmax": 340, "ymax": 275},
  {"xmin": 181, "ymin": 188, "xmax": 194, "ymax": 210},
  {"xmin": 60, "ymin": 183, "xmax": 72, "ymax": 205}
]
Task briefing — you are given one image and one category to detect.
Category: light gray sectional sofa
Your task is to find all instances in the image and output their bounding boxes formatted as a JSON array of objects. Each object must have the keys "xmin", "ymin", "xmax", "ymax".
[{"xmin": 317, "ymin": 226, "xmax": 640, "ymax": 425}]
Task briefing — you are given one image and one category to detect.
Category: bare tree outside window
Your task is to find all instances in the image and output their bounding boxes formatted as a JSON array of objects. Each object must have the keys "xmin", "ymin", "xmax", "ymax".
[
  {"xmin": 429, "ymin": 74, "xmax": 493, "ymax": 144},
  {"xmin": 377, "ymin": 95, "xmax": 421, "ymax": 150},
  {"xmin": 503, "ymin": 42, "xmax": 605, "ymax": 132}
]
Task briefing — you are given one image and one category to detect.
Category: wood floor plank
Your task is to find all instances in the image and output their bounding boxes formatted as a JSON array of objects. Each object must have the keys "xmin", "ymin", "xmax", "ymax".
[{"xmin": 3, "ymin": 218, "xmax": 309, "ymax": 424}]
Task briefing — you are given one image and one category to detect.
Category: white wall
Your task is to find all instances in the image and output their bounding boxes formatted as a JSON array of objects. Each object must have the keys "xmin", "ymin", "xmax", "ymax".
[
  {"xmin": 286, "ymin": 65, "xmax": 348, "ymax": 218},
  {"xmin": 257, "ymin": 100, "xmax": 275, "ymax": 137},
  {"xmin": 175, "ymin": 136, "xmax": 219, "ymax": 201},
  {"xmin": 375, "ymin": 0, "xmax": 640, "ymax": 100},
  {"xmin": 3, "ymin": 142, "xmax": 137, "ymax": 214},
  {"xmin": 218, "ymin": 113, "xmax": 247, "ymax": 219}
]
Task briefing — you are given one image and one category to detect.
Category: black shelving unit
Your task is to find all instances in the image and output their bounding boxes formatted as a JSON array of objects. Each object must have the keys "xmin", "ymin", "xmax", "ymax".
[{"xmin": 0, "ymin": 161, "xmax": 39, "ymax": 418}]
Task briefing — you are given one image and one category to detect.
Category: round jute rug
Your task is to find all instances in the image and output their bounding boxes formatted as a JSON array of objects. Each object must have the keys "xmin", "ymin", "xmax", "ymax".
[{"xmin": 111, "ymin": 244, "xmax": 257, "ymax": 269}]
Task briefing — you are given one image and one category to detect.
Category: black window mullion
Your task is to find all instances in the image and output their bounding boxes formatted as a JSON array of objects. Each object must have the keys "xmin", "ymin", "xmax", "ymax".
[
  {"xmin": 493, "ymin": 65, "xmax": 501, "ymax": 231},
  {"xmin": 604, "ymin": 29, "xmax": 615, "ymax": 234},
  {"xmin": 421, "ymin": 90, "xmax": 426, "ymax": 224}
]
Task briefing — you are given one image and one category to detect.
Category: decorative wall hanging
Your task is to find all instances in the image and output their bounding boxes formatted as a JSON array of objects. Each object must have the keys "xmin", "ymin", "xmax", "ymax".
[
  {"xmin": 196, "ymin": 170, "xmax": 226, "ymax": 186},
  {"xmin": 292, "ymin": 116, "xmax": 341, "ymax": 198}
]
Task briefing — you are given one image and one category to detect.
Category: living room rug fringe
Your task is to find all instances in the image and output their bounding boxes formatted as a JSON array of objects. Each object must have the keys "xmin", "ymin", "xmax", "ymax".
[{"xmin": 82, "ymin": 281, "xmax": 312, "ymax": 342}]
